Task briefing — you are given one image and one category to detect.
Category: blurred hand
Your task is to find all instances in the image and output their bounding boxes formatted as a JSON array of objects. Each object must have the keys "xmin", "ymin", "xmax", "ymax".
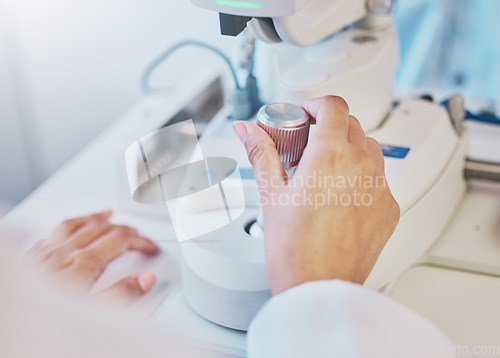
[
  {"xmin": 233, "ymin": 96, "xmax": 400, "ymax": 295},
  {"xmin": 26, "ymin": 210, "xmax": 160, "ymax": 305}
]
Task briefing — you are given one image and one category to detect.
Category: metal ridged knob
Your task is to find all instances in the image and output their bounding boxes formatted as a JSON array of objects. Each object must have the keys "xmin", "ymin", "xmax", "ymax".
[
  {"xmin": 257, "ymin": 103, "xmax": 310, "ymax": 169},
  {"xmin": 367, "ymin": 0, "xmax": 393, "ymax": 14}
]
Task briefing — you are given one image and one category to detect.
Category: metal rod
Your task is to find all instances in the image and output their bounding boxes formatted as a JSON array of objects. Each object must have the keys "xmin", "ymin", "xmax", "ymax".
[{"xmin": 464, "ymin": 159, "xmax": 500, "ymax": 183}]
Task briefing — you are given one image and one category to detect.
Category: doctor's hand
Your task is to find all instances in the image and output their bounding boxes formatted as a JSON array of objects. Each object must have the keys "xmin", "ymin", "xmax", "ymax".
[
  {"xmin": 233, "ymin": 96, "xmax": 400, "ymax": 295},
  {"xmin": 26, "ymin": 210, "xmax": 160, "ymax": 305}
]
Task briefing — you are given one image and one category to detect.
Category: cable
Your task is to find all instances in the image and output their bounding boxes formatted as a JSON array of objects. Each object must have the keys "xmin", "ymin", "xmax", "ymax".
[
  {"xmin": 140, "ymin": 39, "xmax": 241, "ymax": 94},
  {"xmin": 465, "ymin": 111, "xmax": 500, "ymax": 126},
  {"xmin": 441, "ymin": 98, "xmax": 500, "ymax": 126}
]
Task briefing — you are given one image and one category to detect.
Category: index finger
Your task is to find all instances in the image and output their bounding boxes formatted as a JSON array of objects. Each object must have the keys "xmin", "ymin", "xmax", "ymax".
[
  {"xmin": 301, "ymin": 96, "xmax": 350, "ymax": 140},
  {"xmin": 48, "ymin": 210, "xmax": 113, "ymax": 244},
  {"xmin": 83, "ymin": 228, "xmax": 160, "ymax": 264}
]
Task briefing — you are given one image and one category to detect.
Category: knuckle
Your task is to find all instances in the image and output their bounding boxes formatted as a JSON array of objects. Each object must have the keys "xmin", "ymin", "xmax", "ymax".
[
  {"xmin": 59, "ymin": 219, "xmax": 75, "ymax": 231},
  {"xmin": 50, "ymin": 247, "xmax": 68, "ymax": 261},
  {"xmin": 349, "ymin": 115, "xmax": 361, "ymax": 126},
  {"xmin": 312, "ymin": 133, "xmax": 344, "ymax": 153},
  {"xmin": 361, "ymin": 162, "xmax": 375, "ymax": 176},
  {"xmin": 349, "ymin": 144, "xmax": 369, "ymax": 161},
  {"xmin": 98, "ymin": 222, "xmax": 113, "ymax": 233},
  {"xmin": 366, "ymin": 136, "xmax": 380, "ymax": 146},
  {"xmin": 366, "ymin": 137, "xmax": 383, "ymax": 153},
  {"xmin": 356, "ymin": 155, "xmax": 375, "ymax": 175},
  {"xmin": 111, "ymin": 226, "xmax": 128, "ymax": 235},
  {"xmin": 74, "ymin": 250, "xmax": 92, "ymax": 262},
  {"xmin": 388, "ymin": 201, "xmax": 401, "ymax": 229},
  {"xmin": 391, "ymin": 198, "xmax": 401, "ymax": 218},
  {"xmin": 122, "ymin": 277, "xmax": 140, "ymax": 294},
  {"xmin": 349, "ymin": 115, "xmax": 365, "ymax": 134},
  {"xmin": 37, "ymin": 246, "xmax": 54, "ymax": 261},
  {"xmin": 75, "ymin": 251, "xmax": 106, "ymax": 271},
  {"xmin": 380, "ymin": 189, "xmax": 400, "ymax": 220},
  {"xmin": 77, "ymin": 221, "xmax": 95, "ymax": 234},
  {"xmin": 246, "ymin": 142, "xmax": 273, "ymax": 167},
  {"xmin": 322, "ymin": 95, "xmax": 349, "ymax": 113},
  {"xmin": 46, "ymin": 247, "xmax": 72, "ymax": 267},
  {"xmin": 87, "ymin": 219, "xmax": 102, "ymax": 228},
  {"xmin": 316, "ymin": 143, "xmax": 345, "ymax": 164},
  {"xmin": 32, "ymin": 239, "xmax": 47, "ymax": 251}
]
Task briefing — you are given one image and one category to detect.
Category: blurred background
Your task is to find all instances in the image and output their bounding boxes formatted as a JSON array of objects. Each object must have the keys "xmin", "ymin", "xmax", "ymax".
[{"xmin": 0, "ymin": 0, "xmax": 499, "ymax": 215}]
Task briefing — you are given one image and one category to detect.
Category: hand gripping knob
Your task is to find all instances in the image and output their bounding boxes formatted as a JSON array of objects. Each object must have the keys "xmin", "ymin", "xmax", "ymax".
[
  {"xmin": 248, "ymin": 103, "xmax": 311, "ymax": 239},
  {"xmin": 256, "ymin": 103, "xmax": 311, "ymax": 169}
]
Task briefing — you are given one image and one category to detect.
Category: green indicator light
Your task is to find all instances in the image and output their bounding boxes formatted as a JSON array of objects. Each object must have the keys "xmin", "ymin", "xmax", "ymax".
[{"xmin": 214, "ymin": 0, "xmax": 264, "ymax": 9}]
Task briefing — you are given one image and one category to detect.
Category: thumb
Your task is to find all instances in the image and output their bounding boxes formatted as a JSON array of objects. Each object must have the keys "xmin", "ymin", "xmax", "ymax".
[
  {"xmin": 92, "ymin": 272, "xmax": 156, "ymax": 307},
  {"xmin": 233, "ymin": 121, "xmax": 287, "ymax": 198}
]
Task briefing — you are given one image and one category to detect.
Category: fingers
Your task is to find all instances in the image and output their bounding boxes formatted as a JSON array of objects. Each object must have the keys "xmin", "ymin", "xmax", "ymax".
[
  {"xmin": 30, "ymin": 224, "xmax": 150, "ymax": 269},
  {"xmin": 93, "ymin": 273, "xmax": 157, "ymax": 307},
  {"xmin": 347, "ymin": 115, "xmax": 367, "ymax": 150},
  {"xmin": 233, "ymin": 121, "xmax": 288, "ymax": 197},
  {"xmin": 25, "ymin": 239, "xmax": 51, "ymax": 265},
  {"xmin": 82, "ymin": 227, "xmax": 160, "ymax": 264},
  {"xmin": 301, "ymin": 96, "xmax": 350, "ymax": 141},
  {"xmin": 64, "ymin": 220, "xmax": 115, "ymax": 249},
  {"xmin": 65, "ymin": 231, "xmax": 159, "ymax": 293},
  {"xmin": 29, "ymin": 210, "xmax": 160, "ymax": 298},
  {"xmin": 26, "ymin": 239, "xmax": 47, "ymax": 256},
  {"xmin": 366, "ymin": 137, "xmax": 385, "ymax": 177},
  {"xmin": 48, "ymin": 210, "xmax": 113, "ymax": 244}
]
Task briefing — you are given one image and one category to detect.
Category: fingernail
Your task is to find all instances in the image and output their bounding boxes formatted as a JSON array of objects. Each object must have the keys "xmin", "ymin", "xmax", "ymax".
[
  {"xmin": 100, "ymin": 209, "xmax": 113, "ymax": 216},
  {"xmin": 137, "ymin": 272, "xmax": 156, "ymax": 293},
  {"xmin": 232, "ymin": 121, "xmax": 247, "ymax": 141}
]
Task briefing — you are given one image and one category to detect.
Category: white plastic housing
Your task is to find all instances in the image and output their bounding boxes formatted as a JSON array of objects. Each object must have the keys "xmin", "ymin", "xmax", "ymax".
[
  {"xmin": 192, "ymin": 0, "xmax": 367, "ymax": 46},
  {"xmin": 272, "ymin": 0, "xmax": 366, "ymax": 46},
  {"xmin": 191, "ymin": 0, "xmax": 303, "ymax": 17},
  {"xmin": 365, "ymin": 99, "xmax": 468, "ymax": 288},
  {"xmin": 269, "ymin": 23, "xmax": 399, "ymax": 132}
]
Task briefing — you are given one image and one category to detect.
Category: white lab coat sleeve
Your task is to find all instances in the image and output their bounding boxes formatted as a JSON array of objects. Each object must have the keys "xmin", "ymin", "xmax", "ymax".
[{"xmin": 247, "ymin": 280, "xmax": 455, "ymax": 358}]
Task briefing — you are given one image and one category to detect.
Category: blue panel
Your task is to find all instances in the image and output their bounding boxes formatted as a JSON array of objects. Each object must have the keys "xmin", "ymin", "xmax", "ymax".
[{"xmin": 380, "ymin": 144, "xmax": 410, "ymax": 159}]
